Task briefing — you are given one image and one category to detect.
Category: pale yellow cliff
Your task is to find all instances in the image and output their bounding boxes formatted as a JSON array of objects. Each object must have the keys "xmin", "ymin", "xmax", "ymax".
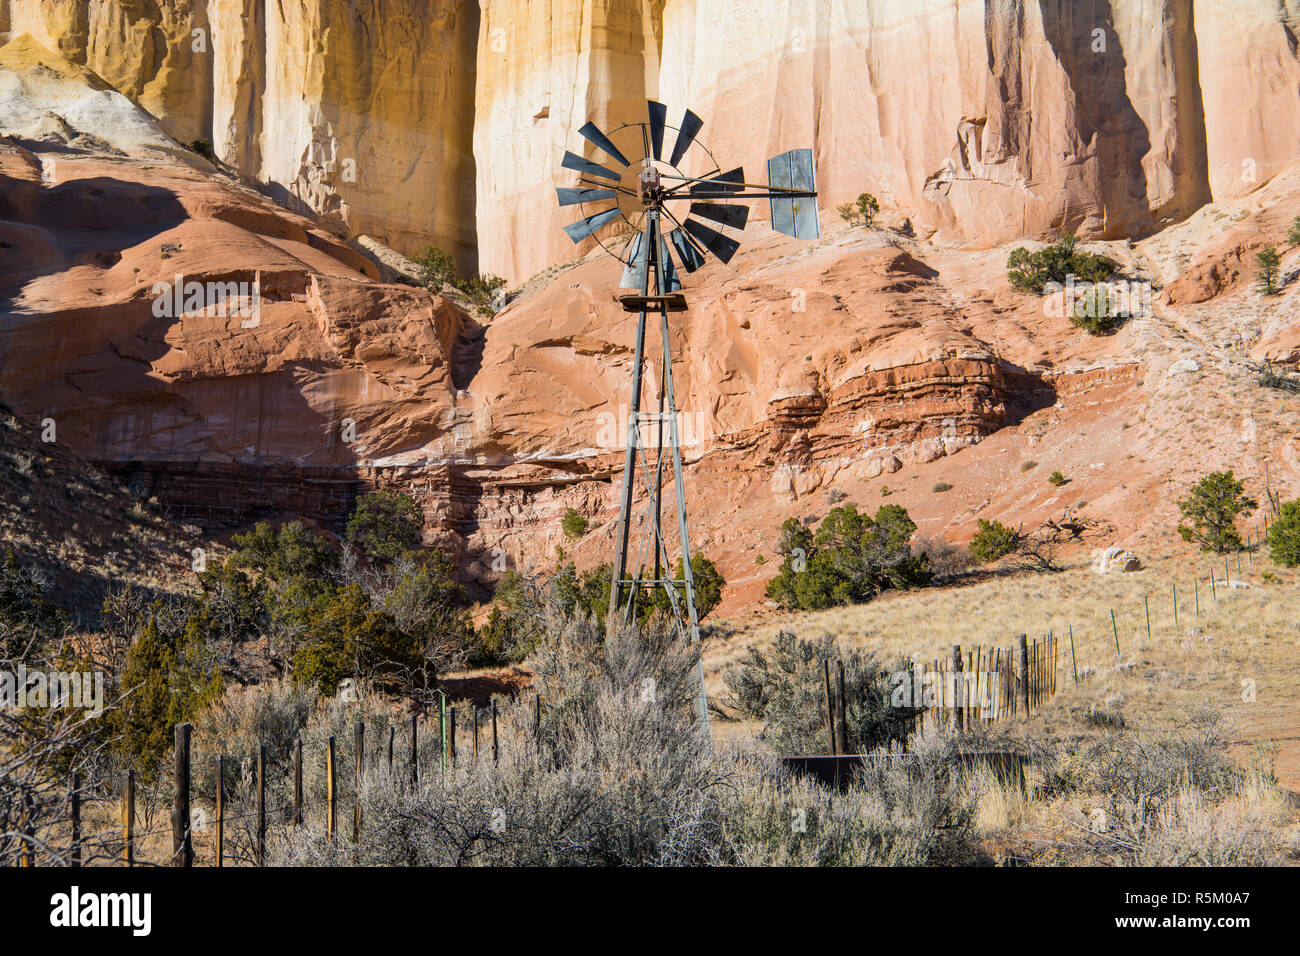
[
  {"xmin": 2, "ymin": 0, "xmax": 1298, "ymax": 285},
  {"xmin": 0, "ymin": 0, "xmax": 479, "ymax": 269}
]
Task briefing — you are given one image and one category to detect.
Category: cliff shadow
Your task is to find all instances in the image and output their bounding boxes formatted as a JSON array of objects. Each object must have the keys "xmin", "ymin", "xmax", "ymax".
[
  {"xmin": 1035, "ymin": 1, "xmax": 1155, "ymax": 236},
  {"xmin": 0, "ymin": 172, "xmax": 189, "ymax": 309}
]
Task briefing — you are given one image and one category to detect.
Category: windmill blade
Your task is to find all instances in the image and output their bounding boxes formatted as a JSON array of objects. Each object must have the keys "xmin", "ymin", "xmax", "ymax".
[
  {"xmin": 561, "ymin": 150, "xmax": 622, "ymax": 183},
  {"xmin": 647, "ymin": 100, "xmax": 668, "ymax": 160},
  {"xmin": 689, "ymin": 201, "xmax": 749, "ymax": 230},
  {"xmin": 669, "ymin": 227, "xmax": 706, "ymax": 273},
  {"xmin": 668, "ymin": 109, "xmax": 703, "ymax": 167},
  {"xmin": 683, "ymin": 217, "xmax": 740, "ymax": 264},
  {"xmin": 619, "ymin": 231, "xmax": 680, "ymax": 291},
  {"xmin": 767, "ymin": 148, "xmax": 820, "ymax": 239},
  {"xmin": 657, "ymin": 234, "xmax": 681, "ymax": 292},
  {"xmin": 620, "ymin": 232, "xmax": 646, "ymax": 289},
  {"xmin": 556, "ymin": 186, "xmax": 617, "ymax": 207},
  {"xmin": 689, "ymin": 167, "xmax": 744, "ymax": 196},
  {"xmin": 578, "ymin": 121, "xmax": 631, "ymax": 167},
  {"xmin": 563, "ymin": 207, "xmax": 622, "ymax": 243}
]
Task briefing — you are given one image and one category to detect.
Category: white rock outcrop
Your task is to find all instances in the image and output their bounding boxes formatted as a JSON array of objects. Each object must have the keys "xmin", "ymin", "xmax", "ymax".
[{"xmin": 1093, "ymin": 547, "xmax": 1143, "ymax": 574}]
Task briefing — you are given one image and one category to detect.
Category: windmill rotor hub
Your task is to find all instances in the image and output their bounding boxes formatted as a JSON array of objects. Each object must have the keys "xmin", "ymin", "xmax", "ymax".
[{"xmin": 636, "ymin": 164, "xmax": 663, "ymax": 205}]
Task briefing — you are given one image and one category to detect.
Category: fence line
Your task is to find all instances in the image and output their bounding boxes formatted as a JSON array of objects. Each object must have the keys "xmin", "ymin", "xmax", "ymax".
[{"xmin": 12, "ymin": 549, "xmax": 1271, "ymax": 865}]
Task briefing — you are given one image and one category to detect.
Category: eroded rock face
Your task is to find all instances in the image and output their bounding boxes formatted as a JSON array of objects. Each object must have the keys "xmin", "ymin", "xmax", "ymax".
[
  {"xmin": 0, "ymin": 1, "xmax": 479, "ymax": 268},
  {"xmin": 3, "ymin": 13, "xmax": 1300, "ymax": 614},
  {"xmin": 479, "ymin": 0, "xmax": 1299, "ymax": 282},
  {"xmin": 6, "ymin": 1, "xmax": 1297, "ymax": 285}
]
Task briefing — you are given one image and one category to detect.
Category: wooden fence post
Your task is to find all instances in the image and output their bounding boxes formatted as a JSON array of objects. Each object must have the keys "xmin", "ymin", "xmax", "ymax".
[
  {"xmin": 823, "ymin": 659, "xmax": 836, "ymax": 754},
  {"xmin": 1172, "ymin": 583, "xmax": 1178, "ymax": 629},
  {"xmin": 1045, "ymin": 634, "xmax": 1055, "ymax": 697},
  {"xmin": 69, "ymin": 772, "xmax": 81, "ymax": 867},
  {"xmin": 18, "ymin": 784, "xmax": 34, "ymax": 866},
  {"xmin": 387, "ymin": 724, "xmax": 394, "ymax": 772},
  {"xmin": 172, "ymin": 722, "xmax": 193, "ymax": 867},
  {"xmin": 1017, "ymin": 634, "xmax": 1030, "ymax": 718},
  {"xmin": 1043, "ymin": 636, "xmax": 1049, "ymax": 699},
  {"xmin": 256, "ymin": 744, "xmax": 266, "ymax": 866},
  {"xmin": 1210, "ymin": 569, "xmax": 1216, "ymax": 600},
  {"xmin": 951, "ymin": 645, "xmax": 963, "ymax": 731},
  {"xmin": 215, "ymin": 756, "xmax": 225, "ymax": 867},
  {"xmin": 293, "ymin": 738, "xmax": 303, "ymax": 825},
  {"xmin": 326, "ymin": 735, "xmax": 336, "ymax": 841},
  {"xmin": 440, "ymin": 696, "xmax": 448, "ymax": 771},
  {"xmin": 353, "ymin": 720, "xmax": 364, "ymax": 843},
  {"xmin": 1068, "ymin": 625, "xmax": 1078, "ymax": 683},
  {"xmin": 1144, "ymin": 596, "xmax": 1152, "ymax": 643},
  {"xmin": 836, "ymin": 660, "xmax": 848, "ymax": 754},
  {"xmin": 1029, "ymin": 639, "xmax": 1037, "ymax": 710},
  {"xmin": 491, "ymin": 700, "xmax": 500, "ymax": 765},
  {"xmin": 409, "ymin": 714, "xmax": 418, "ymax": 786},
  {"xmin": 122, "ymin": 769, "xmax": 135, "ymax": 866},
  {"xmin": 448, "ymin": 706, "xmax": 457, "ymax": 767}
]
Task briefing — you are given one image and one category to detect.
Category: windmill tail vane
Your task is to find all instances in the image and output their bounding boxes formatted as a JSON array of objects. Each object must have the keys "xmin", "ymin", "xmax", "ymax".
[{"xmin": 555, "ymin": 99, "xmax": 820, "ymax": 727}]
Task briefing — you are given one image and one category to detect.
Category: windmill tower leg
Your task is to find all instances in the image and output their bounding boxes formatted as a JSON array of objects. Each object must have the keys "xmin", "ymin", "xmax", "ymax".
[
  {"xmin": 606, "ymin": 210, "xmax": 710, "ymax": 729},
  {"xmin": 607, "ymin": 225, "xmax": 653, "ymax": 619}
]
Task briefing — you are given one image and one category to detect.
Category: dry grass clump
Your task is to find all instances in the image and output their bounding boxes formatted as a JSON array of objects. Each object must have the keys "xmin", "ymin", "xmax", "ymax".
[
  {"xmin": 949, "ymin": 705, "xmax": 1297, "ymax": 865},
  {"xmin": 270, "ymin": 609, "xmax": 981, "ymax": 867}
]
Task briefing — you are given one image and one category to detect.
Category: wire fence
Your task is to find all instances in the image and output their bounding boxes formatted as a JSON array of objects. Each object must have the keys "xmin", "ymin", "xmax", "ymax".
[
  {"xmin": 10, "ymin": 695, "xmax": 538, "ymax": 868},
  {"xmin": 9, "ymin": 541, "xmax": 1279, "ymax": 866}
]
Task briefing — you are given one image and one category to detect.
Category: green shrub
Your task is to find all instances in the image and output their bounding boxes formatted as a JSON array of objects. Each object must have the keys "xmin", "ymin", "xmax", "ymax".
[
  {"xmin": 723, "ymin": 631, "xmax": 913, "ymax": 754},
  {"xmin": 1007, "ymin": 233, "xmax": 1117, "ymax": 294},
  {"xmin": 112, "ymin": 614, "xmax": 224, "ymax": 782},
  {"xmin": 195, "ymin": 556, "xmax": 269, "ymax": 645},
  {"xmin": 1048, "ymin": 471, "xmax": 1068, "ymax": 486},
  {"xmin": 290, "ymin": 584, "xmax": 419, "ymax": 695},
  {"xmin": 1266, "ymin": 500, "xmax": 1300, "ymax": 567},
  {"xmin": 1070, "ymin": 284, "xmax": 1125, "ymax": 335},
  {"xmin": 411, "ymin": 247, "xmax": 507, "ymax": 317},
  {"xmin": 187, "ymin": 138, "xmax": 216, "ymax": 162},
  {"xmin": 345, "ymin": 490, "xmax": 423, "ymax": 564},
  {"xmin": 231, "ymin": 519, "xmax": 337, "ymax": 583},
  {"xmin": 458, "ymin": 274, "xmax": 507, "ymax": 317},
  {"xmin": 0, "ymin": 551, "xmax": 67, "ymax": 655},
  {"xmin": 765, "ymin": 504, "xmax": 930, "ymax": 611},
  {"xmin": 967, "ymin": 519, "xmax": 1019, "ymax": 563},
  {"xmin": 1288, "ymin": 216, "xmax": 1300, "ymax": 247},
  {"xmin": 1255, "ymin": 246, "xmax": 1281, "ymax": 295},
  {"xmin": 653, "ymin": 554, "xmax": 726, "ymax": 621},
  {"xmin": 837, "ymin": 192, "xmax": 879, "ymax": 228},
  {"xmin": 383, "ymin": 552, "xmax": 475, "ymax": 675},
  {"xmin": 1177, "ymin": 471, "xmax": 1257, "ymax": 553},
  {"xmin": 561, "ymin": 508, "xmax": 590, "ymax": 540},
  {"xmin": 412, "ymin": 245, "xmax": 458, "ymax": 291}
]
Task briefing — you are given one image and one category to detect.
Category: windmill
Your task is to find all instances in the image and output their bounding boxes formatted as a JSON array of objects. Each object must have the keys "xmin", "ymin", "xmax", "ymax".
[{"xmin": 557, "ymin": 100, "xmax": 820, "ymax": 722}]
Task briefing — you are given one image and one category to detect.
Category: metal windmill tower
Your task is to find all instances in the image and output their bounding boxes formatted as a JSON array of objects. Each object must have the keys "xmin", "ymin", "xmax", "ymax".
[{"xmin": 557, "ymin": 100, "xmax": 820, "ymax": 721}]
